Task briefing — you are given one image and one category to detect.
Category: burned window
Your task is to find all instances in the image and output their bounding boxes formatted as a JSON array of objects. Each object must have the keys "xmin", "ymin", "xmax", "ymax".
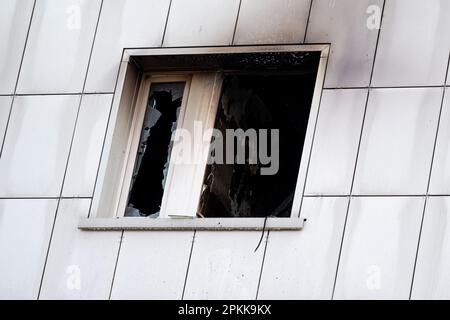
[
  {"xmin": 125, "ymin": 82, "xmax": 185, "ymax": 217},
  {"xmin": 95, "ymin": 48, "xmax": 323, "ymax": 221},
  {"xmin": 198, "ymin": 73, "xmax": 316, "ymax": 218}
]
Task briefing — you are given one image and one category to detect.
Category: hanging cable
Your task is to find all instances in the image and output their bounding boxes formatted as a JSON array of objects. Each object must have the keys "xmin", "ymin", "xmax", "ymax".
[{"xmin": 254, "ymin": 216, "xmax": 269, "ymax": 252}]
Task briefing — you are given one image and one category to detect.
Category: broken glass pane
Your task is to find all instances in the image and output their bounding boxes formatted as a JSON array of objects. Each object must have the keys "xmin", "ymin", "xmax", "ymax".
[{"xmin": 125, "ymin": 82, "xmax": 185, "ymax": 217}]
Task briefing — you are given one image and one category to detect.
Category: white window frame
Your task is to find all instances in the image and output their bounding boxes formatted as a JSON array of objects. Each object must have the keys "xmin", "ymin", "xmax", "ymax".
[{"xmin": 80, "ymin": 44, "xmax": 329, "ymax": 231}]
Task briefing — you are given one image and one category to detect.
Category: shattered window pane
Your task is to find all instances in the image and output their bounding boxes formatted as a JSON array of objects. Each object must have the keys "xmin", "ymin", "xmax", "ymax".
[
  {"xmin": 125, "ymin": 82, "xmax": 185, "ymax": 217},
  {"xmin": 198, "ymin": 74, "xmax": 316, "ymax": 218}
]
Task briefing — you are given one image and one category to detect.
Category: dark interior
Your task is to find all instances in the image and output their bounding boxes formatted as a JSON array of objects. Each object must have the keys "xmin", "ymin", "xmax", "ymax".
[
  {"xmin": 198, "ymin": 71, "xmax": 318, "ymax": 218},
  {"xmin": 127, "ymin": 49, "xmax": 320, "ymax": 218}
]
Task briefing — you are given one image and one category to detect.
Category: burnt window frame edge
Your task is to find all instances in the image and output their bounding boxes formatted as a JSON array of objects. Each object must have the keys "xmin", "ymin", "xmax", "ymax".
[{"xmin": 82, "ymin": 44, "xmax": 329, "ymax": 231}]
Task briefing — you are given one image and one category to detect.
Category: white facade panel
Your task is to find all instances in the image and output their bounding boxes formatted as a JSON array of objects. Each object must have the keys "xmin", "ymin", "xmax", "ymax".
[
  {"xmin": 353, "ymin": 88, "xmax": 442, "ymax": 195},
  {"xmin": 62, "ymin": 94, "xmax": 112, "ymax": 197},
  {"xmin": 183, "ymin": 232, "xmax": 265, "ymax": 300},
  {"xmin": 163, "ymin": 0, "xmax": 240, "ymax": 47},
  {"xmin": 39, "ymin": 199, "xmax": 121, "ymax": 300},
  {"xmin": 17, "ymin": 0, "xmax": 102, "ymax": 94},
  {"xmin": 233, "ymin": 0, "xmax": 310, "ymax": 45},
  {"xmin": 0, "ymin": 96, "xmax": 13, "ymax": 149},
  {"xmin": 334, "ymin": 197, "xmax": 423, "ymax": 299},
  {"xmin": 372, "ymin": 0, "xmax": 450, "ymax": 87},
  {"xmin": 110, "ymin": 231, "xmax": 194, "ymax": 300},
  {"xmin": 411, "ymin": 197, "xmax": 450, "ymax": 299},
  {"xmin": 305, "ymin": 89, "xmax": 367, "ymax": 195},
  {"xmin": 305, "ymin": 0, "xmax": 383, "ymax": 88},
  {"xmin": 447, "ymin": 65, "xmax": 450, "ymax": 85},
  {"xmin": 0, "ymin": 95, "xmax": 79, "ymax": 197},
  {"xmin": 1, "ymin": 0, "xmax": 449, "ymax": 301},
  {"xmin": 0, "ymin": 0, "xmax": 34, "ymax": 94},
  {"xmin": 0, "ymin": 199, "xmax": 57, "ymax": 300},
  {"xmin": 429, "ymin": 92, "xmax": 450, "ymax": 194},
  {"xmin": 258, "ymin": 197, "xmax": 347, "ymax": 299},
  {"xmin": 84, "ymin": 0, "xmax": 171, "ymax": 93}
]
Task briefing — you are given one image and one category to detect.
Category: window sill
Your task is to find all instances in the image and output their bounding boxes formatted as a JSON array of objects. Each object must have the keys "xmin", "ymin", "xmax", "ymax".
[{"xmin": 78, "ymin": 217, "xmax": 305, "ymax": 231}]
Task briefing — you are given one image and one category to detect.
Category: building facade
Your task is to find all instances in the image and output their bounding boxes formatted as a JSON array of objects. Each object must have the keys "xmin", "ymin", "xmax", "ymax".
[{"xmin": 1, "ymin": 0, "xmax": 450, "ymax": 300}]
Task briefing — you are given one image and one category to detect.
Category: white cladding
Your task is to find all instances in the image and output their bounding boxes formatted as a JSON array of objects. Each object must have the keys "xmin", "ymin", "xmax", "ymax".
[{"xmin": 0, "ymin": 0, "xmax": 449, "ymax": 300}]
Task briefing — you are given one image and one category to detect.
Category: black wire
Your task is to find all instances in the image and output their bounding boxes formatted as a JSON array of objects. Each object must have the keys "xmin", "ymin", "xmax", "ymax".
[{"xmin": 254, "ymin": 216, "xmax": 268, "ymax": 252}]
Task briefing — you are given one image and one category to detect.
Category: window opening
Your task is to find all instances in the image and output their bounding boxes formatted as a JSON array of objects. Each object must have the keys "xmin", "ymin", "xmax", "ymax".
[{"xmin": 198, "ymin": 73, "xmax": 316, "ymax": 218}]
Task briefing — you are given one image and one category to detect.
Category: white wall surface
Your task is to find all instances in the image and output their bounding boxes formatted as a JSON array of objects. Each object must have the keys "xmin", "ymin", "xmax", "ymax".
[
  {"xmin": 0, "ymin": 0, "xmax": 35, "ymax": 94},
  {"xmin": 62, "ymin": 94, "xmax": 112, "ymax": 197},
  {"xmin": 84, "ymin": 0, "xmax": 171, "ymax": 93},
  {"xmin": 110, "ymin": 231, "xmax": 194, "ymax": 300},
  {"xmin": 372, "ymin": 0, "xmax": 450, "ymax": 87},
  {"xmin": 17, "ymin": 0, "xmax": 102, "ymax": 94},
  {"xmin": 0, "ymin": 97, "xmax": 13, "ymax": 147},
  {"xmin": 334, "ymin": 197, "xmax": 424, "ymax": 299},
  {"xmin": 184, "ymin": 232, "xmax": 265, "ymax": 300},
  {"xmin": 0, "ymin": 0, "xmax": 449, "ymax": 300},
  {"xmin": 258, "ymin": 197, "xmax": 348, "ymax": 299},
  {"xmin": 233, "ymin": 0, "xmax": 311, "ymax": 45},
  {"xmin": 0, "ymin": 95, "xmax": 79, "ymax": 197},
  {"xmin": 305, "ymin": 89, "xmax": 366, "ymax": 195},
  {"xmin": 39, "ymin": 199, "xmax": 121, "ymax": 300},
  {"xmin": 429, "ymin": 93, "xmax": 450, "ymax": 194},
  {"xmin": 411, "ymin": 197, "xmax": 450, "ymax": 299},
  {"xmin": 306, "ymin": 0, "xmax": 383, "ymax": 88},
  {"xmin": 163, "ymin": 0, "xmax": 240, "ymax": 47},
  {"xmin": 353, "ymin": 88, "xmax": 442, "ymax": 195},
  {"xmin": 0, "ymin": 199, "xmax": 58, "ymax": 299}
]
